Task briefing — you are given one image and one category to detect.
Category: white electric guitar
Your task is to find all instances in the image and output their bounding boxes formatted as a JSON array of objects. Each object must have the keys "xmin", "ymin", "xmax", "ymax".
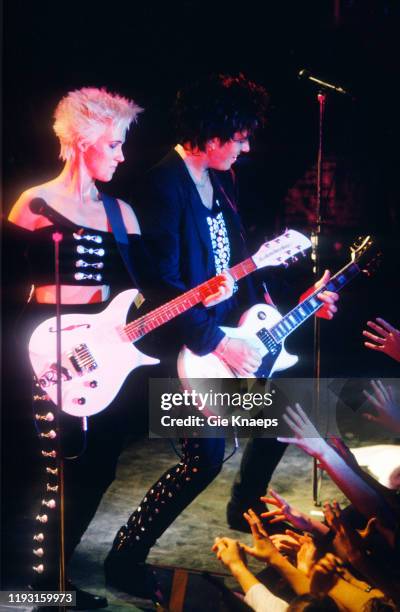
[
  {"xmin": 29, "ymin": 229, "xmax": 311, "ymax": 417},
  {"xmin": 177, "ymin": 236, "xmax": 377, "ymax": 379}
]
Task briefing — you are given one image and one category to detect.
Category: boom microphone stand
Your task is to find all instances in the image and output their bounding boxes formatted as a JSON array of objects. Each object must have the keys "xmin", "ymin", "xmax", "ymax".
[
  {"xmin": 298, "ymin": 70, "xmax": 352, "ymax": 504},
  {"xmin": 311, "ymin": 92, "xmax": 326, "ymax": 506}
]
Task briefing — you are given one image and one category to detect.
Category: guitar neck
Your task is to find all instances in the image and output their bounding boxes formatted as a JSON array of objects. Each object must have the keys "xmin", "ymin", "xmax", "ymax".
[
  {"xmin": 124, "ymin": 257, "xmax": 257, "ymax": 341},
  {"xmin": 268, "ymin": 261, "xmax": 361, "ymax": 343}
]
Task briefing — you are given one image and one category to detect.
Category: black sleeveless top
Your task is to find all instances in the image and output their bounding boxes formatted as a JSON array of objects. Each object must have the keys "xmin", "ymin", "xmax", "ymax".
[{"xmin": 23, "ymin": 208, "xmax": 146, "ymax": 294}]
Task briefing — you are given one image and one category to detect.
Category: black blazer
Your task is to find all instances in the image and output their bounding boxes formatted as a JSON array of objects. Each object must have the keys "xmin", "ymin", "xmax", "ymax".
[{"xmin": 138, "ymin": 150, "xmax": 261, "ymax": 356}]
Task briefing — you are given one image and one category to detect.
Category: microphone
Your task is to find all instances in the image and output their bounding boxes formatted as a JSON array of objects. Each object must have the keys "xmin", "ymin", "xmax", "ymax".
[
  {"xmin": 29, "ymin": 197, "xmax": 50, "ymax": 215},
  {"xmin": 29, "ymin": 198, "xmax": 61, "ymax": 225},
  {"xmin": 298, "ymin": 69, "xmax": 352, "ymax": 97}
]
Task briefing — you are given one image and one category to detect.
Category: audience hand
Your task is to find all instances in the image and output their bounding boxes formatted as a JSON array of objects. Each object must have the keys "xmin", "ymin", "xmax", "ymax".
[
  {"xmin": 362, "ymin": 379, "xmax": 400, "ymax": 433},
  {"xmin": 212, "ymin": 536, "xmax": 246, "ymax": 572},
  {"xmin": 277, "ymin": 403, "xmax": 328, "ymax": 459},
  {"xmin": 323, "ymin": 501, "xmax": 366, "ymax": 565},
  {"xmin": 310, "ymin": 553, "xmax": 344, "ymax": 596},
  {"xmin": 240, "ymin": 508, "xmax": 279, "ymax": 562},
  {"xmin": 269, "ymin": 533, "xmax": 301, "ymax": 560},
  {"xmin": 363, "ymin": 318, "xmax": 400, "ymax": 362},
  {"xmin": 295, "ymin": 532, "xmax": 318, "ymax": 576},
  {"xmin": 261, "ymin": 488, "xmax": 314, "ymax": 531}
]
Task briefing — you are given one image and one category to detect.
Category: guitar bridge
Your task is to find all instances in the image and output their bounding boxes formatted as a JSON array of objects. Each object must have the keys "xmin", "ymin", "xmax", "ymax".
[{"xmin": 68, "ymin": 343, "xmax": 98, "ymax": 374}]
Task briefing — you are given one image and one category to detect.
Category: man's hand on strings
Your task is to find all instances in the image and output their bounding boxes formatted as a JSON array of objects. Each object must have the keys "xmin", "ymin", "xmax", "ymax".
[
  {"xmin": 202, "ymin": 271, "xmax": 234, "ymax": 308},
  {"xmin": 299, "ymin": 270, "xmax": 339, "ymax": 320}
]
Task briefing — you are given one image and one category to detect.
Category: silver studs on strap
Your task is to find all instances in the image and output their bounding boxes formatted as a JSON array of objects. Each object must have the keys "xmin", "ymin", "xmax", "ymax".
[
  {"xmin": 74, "ymin": 272, "xmax": 103, "ymax": 281},
  {"xmin": 76, "ymin": 246, "xmax": 105, "ymax": 256},
  {"xmin": 73, "ymin": 232, "xmax": 103, "ymax": 244},
  {"xmin": 75, "ymin": 259, "xmax": 104, "ymax": 269}
]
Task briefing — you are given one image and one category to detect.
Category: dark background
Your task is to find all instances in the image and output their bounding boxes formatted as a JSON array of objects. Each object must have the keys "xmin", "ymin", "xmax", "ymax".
[{"xmin": 3, "ymin": 0, "xmax": 400, "ymax": 377}]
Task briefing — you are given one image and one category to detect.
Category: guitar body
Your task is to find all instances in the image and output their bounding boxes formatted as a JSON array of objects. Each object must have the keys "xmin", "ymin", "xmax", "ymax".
[
  {"xmin": 27, "ymin": 229, "xmax": 315, "ymax": 416},
  {"xmin": 28, "ymin": 289, "xmax": 159, "ymax": 417},
  {"xmin": 177, "ymin": 304, "xmax": 298, "ymax": 379}
]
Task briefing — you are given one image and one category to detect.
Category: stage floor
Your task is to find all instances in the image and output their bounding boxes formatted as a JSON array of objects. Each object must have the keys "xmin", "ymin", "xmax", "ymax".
[{"xmin": 67, "ymin": 437, "xmax": 347, "ymax": 611}]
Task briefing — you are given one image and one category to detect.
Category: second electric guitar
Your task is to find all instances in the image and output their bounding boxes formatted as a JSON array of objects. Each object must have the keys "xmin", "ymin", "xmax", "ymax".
[{"xmin": 177, "ymin": 236, "xmax": 377, "ymax": 379}]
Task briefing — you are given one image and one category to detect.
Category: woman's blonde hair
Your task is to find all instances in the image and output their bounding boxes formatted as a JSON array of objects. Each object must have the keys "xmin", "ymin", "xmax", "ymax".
[{"xmin": 53, "ymin": 87, "xmax": 143, "ymax": 160}]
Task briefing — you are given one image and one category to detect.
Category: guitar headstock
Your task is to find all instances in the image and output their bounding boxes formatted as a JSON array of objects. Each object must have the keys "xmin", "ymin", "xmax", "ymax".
[
  {"xmin": 350, "ymin": 235, "xmax": 381, "ymax": 276},
  {"xmin": 252, "ymin": 229, "xmax": 312, "ymax": 270}
]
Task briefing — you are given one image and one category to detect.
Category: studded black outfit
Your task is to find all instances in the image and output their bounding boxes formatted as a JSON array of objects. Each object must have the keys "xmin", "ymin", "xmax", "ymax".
[{"xmin": 2, "ymin": 209, "xmax": 148, "ymax": 589}]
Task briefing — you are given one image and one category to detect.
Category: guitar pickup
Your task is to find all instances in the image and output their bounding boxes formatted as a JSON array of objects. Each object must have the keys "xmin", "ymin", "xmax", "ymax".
[{"xmin": 68, "ymin": 343, "xmax": 98, "ymax": 374}]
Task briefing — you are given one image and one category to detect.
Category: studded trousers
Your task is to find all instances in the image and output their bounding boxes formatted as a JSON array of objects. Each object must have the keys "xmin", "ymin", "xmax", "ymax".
[{"xmin": 109, "ymin": 437, "xmax": 226, "ymax": 561}]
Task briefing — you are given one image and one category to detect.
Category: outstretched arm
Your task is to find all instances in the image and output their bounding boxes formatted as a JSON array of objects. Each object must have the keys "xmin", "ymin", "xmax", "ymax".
[
  {"xmin": 260, "ymin": 488, "xmax": 329, "ymax": 536},
  {"xmin": 278, "ymin": 404, "xmax": 398, "ymax": 532},
  {"xmin": 211, "ymin": 536, "xmax": 288, "ymax": 611}
]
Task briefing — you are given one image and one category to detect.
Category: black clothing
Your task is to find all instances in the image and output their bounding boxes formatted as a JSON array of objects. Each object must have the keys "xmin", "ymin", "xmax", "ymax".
[
  {"xmin": 106, "ymin": 150, "xmax": 266, "ymax": 569},
  {"xmin": 2, "ymin": 202, "xmax": 147, "ymax": 589},
  {"xmin": 138, "ymin": 150, "xmax": 261, "ymax": 356},
  {"xmin": 19, "ymin": 207, "xmax": 146, "ymax": 290}
]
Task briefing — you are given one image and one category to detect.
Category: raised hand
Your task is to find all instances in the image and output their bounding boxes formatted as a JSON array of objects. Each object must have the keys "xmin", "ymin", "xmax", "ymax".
[
  {"xmin": 260, "ymin": 488, "xmax": 313, "ymax": 531},
  {"xmin": 295, "ymin": 532, "xmax": 318, "ymax": 576},
  {"xmin": 240, "ymin": 508, "xmax": 279, "ymax": 562},
  {"xmin": 269, "ymin": 533, "xmax": 301, "ymax": 559},
  {"xmin": 323, "ymin": 501, "xmax": 363, "ymax": 564},
  {"xmin": 363, "ymin": 318, "xmax": 400, "ymax": 362},
  {"xmin": 362, "ymin": 379, "xmax": 400, "ymax": 433},
  {"xmin": 212, "ymin": 536, "xmax": 246, "ymax": 570},
  {"xmin": 310, "ymin": 553, "xmax": 344, "ymax": 596},
  {"xmin": 277, "ymin": 403, "xmax": 328, "ymax": 459}
]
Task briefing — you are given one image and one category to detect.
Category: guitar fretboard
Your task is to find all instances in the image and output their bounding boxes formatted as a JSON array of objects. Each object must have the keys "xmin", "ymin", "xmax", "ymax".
[
  {"xmin": 124, "ymin": 258, "xmax": 257, "ymax": 341},
  {"xmin": 262, "ymin": 261, "xmax": 361, "ymax": 346}
]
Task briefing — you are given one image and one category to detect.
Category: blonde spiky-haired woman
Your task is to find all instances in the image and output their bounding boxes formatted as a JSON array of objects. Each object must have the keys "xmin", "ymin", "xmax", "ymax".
[{"xmin": 6, "ymin": 86, "xmax": 145, "ymax": 609}]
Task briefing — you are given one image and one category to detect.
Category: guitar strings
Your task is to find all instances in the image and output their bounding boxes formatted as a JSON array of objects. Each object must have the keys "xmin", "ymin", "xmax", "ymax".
[{"xmin": 124, "ymin": 259, "xmax": 256, "ymax": 340}]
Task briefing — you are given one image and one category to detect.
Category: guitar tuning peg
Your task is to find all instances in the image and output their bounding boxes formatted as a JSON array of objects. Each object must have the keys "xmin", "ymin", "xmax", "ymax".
[
  {"xmin": 291, "ymin": 256, "xmax": 298, "ymax": 263},
  {"xmin": 283, "ymin": 262, "xmax": 289, "ymax": 268}
]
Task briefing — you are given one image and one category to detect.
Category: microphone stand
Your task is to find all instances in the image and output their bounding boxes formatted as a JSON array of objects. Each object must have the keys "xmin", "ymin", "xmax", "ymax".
[
  {"xmin": 52, "ymin": 231, "xmax": 67, "ymax": 609},
  {"xmin": 311, "ymin": 92, "xmax": 326, "ymax": 506}
]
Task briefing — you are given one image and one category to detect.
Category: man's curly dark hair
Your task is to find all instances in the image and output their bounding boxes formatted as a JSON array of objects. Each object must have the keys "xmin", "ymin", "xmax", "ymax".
[{"xmin": 173, "ymin": 73, "xmax": 269, "ymax": 150}]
